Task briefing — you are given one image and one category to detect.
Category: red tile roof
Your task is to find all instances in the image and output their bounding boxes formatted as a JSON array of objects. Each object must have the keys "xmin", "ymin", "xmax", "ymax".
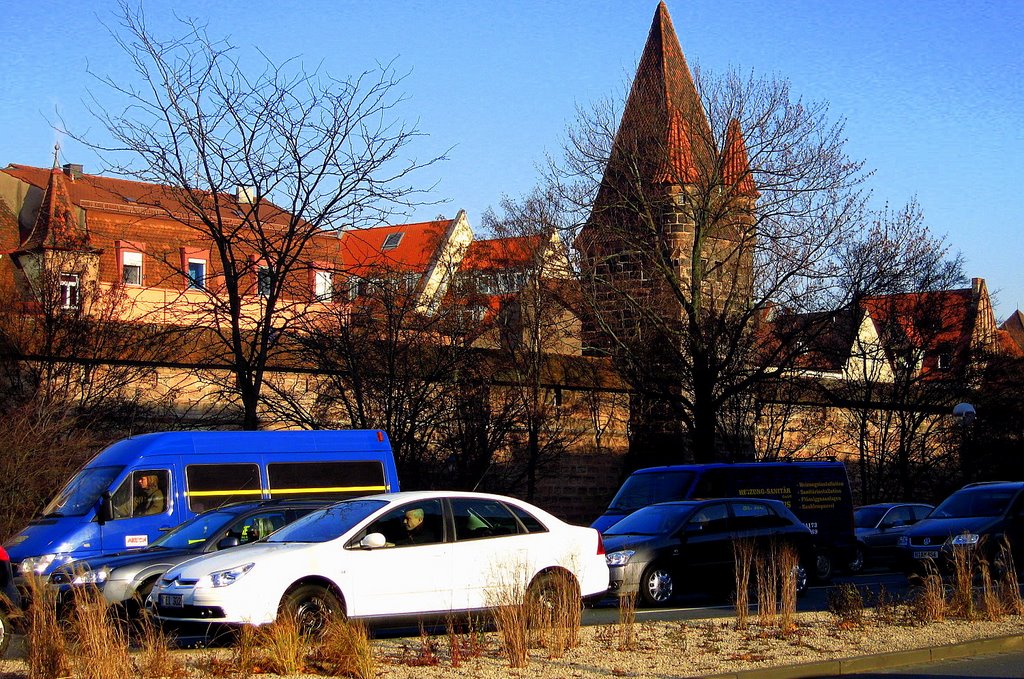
[
  {"xmin": 340, "ymin": 219, "xmax": 451, "ymax": 276},
  {"xmin": 2, "ymin": 164, "xmax": 293, "ymax": 227},
  {"xmin": 459, "ymin": 235, "xmax": 546, "ymax": 272}
]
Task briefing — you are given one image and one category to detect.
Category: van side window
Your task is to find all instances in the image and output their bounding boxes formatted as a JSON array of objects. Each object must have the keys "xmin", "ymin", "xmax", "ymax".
[
  {"xmin": 186, "ymin": 464, "xmax": 261, "ymax": 512},
  {"xmin": 267, "ymin": 461, "xmax": 388, "ymax": 500},
  {"xmin": 110, "ymin": 470, "xmax": 169, "ymax": 519}
]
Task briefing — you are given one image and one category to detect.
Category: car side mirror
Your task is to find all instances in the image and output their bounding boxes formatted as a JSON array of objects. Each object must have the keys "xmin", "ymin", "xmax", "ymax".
[
  {"xmin": 360, "ymin": 532, "xmax": 388, "ymax": 549},
  {"xmin": 97, "ymin": 492, "xmax": 113, "ymax": 525},
  {"xmin": 217, "ymin": 536, "xmax": 240, "ymax": 550}
]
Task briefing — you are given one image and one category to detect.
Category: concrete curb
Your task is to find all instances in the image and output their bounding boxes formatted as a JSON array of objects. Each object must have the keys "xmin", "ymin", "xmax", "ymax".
[{"xmin": 702, "ymin": 632, "xmax": 1024, "ymax": 678}]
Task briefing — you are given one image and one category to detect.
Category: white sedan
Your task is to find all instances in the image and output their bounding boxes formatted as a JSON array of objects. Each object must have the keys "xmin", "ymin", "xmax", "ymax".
[{"xmin": 148, "ymin": 491, "xmax": 608, "ymax": 631}]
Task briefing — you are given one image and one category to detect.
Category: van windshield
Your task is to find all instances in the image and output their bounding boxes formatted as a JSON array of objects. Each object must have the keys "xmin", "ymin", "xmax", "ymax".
[
  {"xmin": 42, "ymin": 466, "xmax": 124, "ymax": 518},
  {"xmin": 269, "ymin": 500, "xmax": 387, "ymax": 543},
  {"xmin": 608, "ymin": 471, "xmax": 695, "ymax": 513}
]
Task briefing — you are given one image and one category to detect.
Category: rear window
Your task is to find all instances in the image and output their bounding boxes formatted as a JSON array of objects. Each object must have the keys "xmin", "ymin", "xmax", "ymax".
[
  {"xmin": 932, "ymin": 488, "xmax": 1017, "ymax": 519},
  {"xmin": 267, "ymin": 461, "xmax": 388, "ymax": 500},
  {"xmin": 609, "ymin": 471, "xmax": 695, "ymax": 513}
]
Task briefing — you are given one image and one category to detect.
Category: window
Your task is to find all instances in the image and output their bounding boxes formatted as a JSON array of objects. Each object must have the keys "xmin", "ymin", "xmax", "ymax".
[
  {"xmin": 382, "ymin": 232, "xmax": 404, "ymax": 250},
  {"xmin": 937, "ymin": 353, "xmax": 952, "ymax": 370},
  {"xmin": 185, "ymin": 463, "xmax": 261, "ymax": 512},
  {"xmin": 451, "ymin": 498, "xmax": 522, "ymax": 540},
  {"xmin": 59, "ymin": 273, "xmax": 80, "ymax": 309},
  {"xmin": 267, "ymin": 461, "xmax": 388, "ymax": 500},
  {"xmin": 363, "ymin": 499, "xmax": 444, "ymax": 546},
  {"xmin": 731, "ymin": 501, "xmax": 789, "ymax": 530},
  {"xmin": 686, "ymin": 503, "xmax": 730, "ymax": 534},
  {"xmin": 109, "ymin": 469, "xmax": 170, "ymax": 519},
  {"xmin": 258, "ymin": 266, "xmax": 272, "ymax": 297},
  {"xmin": 230, "ymin": 511, "xmax": 288, "ymax": 544},
  {"xmin": 122, "ymin": 251, "xmax": 143, "ymax": 286},
  {"xmin": 187, "ymin": 259, "xmax": 206, "ymax": 290},
  {"xmin": 314, "ymin": 270, "xmax": 333, "ymax": 302}
]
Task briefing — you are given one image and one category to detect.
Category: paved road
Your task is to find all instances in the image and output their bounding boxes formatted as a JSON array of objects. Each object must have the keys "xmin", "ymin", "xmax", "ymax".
[
  {"xmin": 823, "ymin": 650, "xmax": 1024, "ymax": 678},
  {"xmin": 582, "ymin": 568, "xmax": 910, "ymax": 625}
]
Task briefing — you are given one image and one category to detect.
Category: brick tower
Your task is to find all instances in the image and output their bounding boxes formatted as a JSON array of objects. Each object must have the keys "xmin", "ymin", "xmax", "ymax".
[{"xmin": 576, "ymin": 2, "xmax": 758, "ymax": 465}]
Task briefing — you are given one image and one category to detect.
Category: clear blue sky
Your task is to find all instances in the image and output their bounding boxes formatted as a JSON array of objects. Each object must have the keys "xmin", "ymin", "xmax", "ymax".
[{"xmin": 1, "ymin": 1, "xmax": 1021, "ymax": 318}]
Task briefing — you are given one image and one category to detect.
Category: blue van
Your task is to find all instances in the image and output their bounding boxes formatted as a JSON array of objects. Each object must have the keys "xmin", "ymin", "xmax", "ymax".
[
  {"xmin": 592, "ymin": 461, "xmax": 856, "ymax": 581},
  {"xmin": 5, "ymin": 430, "xmax": 398, "ymax": 577}
]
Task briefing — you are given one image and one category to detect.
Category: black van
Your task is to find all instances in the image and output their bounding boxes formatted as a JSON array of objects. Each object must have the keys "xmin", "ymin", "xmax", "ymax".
[{"xmin": 592, "ymin": 461, "xmax": 856, "ymax": 581}]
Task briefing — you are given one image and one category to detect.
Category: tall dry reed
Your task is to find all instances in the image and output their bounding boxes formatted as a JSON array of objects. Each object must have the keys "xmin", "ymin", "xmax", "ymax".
[{"xmin": 732, "ymin": 538, "xmax": 755, "ymax": 629}]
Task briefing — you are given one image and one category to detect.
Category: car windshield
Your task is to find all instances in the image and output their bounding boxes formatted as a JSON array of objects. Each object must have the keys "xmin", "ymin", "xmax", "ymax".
[
  {"xmin": 604, "ymin": 504, "xmax": 694, "ymax": 536},
  {"xmin": 931, "ymin": 488, "xmax": 1016, "ymax": 519},
  {"xmin": 150, "ymin": 510, "xmax": 237, "ymax": 550},
  {"xmin": 608, "ymin": 471, "xmax": 695, "ymax": 513},
  {"xmin": 854, "ymin": 506, "xmax": 888, "ymax": 528},
  {"xmin": 41, "ymin": 466, "xmax": 124, "ymax": 518},
  {"xmin": 268, "ymin": 499, "xmax": 387, "ymax": 543}
]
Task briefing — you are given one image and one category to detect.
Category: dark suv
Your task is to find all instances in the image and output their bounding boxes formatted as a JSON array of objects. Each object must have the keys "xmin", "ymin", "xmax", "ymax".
[{"xmin": 899, "ymin": 482, "xmax": 1024, "ymax": 574}]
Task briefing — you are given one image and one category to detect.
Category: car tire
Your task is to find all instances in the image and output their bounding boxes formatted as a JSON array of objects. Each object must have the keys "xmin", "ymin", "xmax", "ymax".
[
  {"xmin": 813, "ymin": 552, "xmax": 833, "ymax": 583},
  {"xmin": 281, "ymin": 584, "xmax": 343, "ymax": 636},
  {"xmin": 638, "ymin": 564, "xmax": 675, "ymax": 607},
  {"xmin": 847, "ymin": 545, "xmax": 865, "ymax": 574},
  {"xmin": 0, "ymin": 611, "xmax": 10, "ymax": 658},
  {"xmin": 526, "ymin": 571, "xmax": 581, "ymax": 623},
  {"xmin": 794, "ymin": 561, "xmax": 809, "ymax": 597}
]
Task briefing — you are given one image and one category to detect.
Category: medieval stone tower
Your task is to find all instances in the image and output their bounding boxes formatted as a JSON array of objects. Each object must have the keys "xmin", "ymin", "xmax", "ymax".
[{"xmin": 576, "ymin": 2, "xmax": 758, "ymax": 465}]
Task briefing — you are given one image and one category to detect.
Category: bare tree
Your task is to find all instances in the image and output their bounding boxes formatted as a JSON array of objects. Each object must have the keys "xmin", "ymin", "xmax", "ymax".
[{"xmin": 69, "ymin": 3, "xmax": 441, "ymax": 429}]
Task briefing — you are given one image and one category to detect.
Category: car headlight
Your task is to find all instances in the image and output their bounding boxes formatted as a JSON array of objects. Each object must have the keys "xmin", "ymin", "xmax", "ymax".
[
  {"xmin": 949, "ymin": 533, "xmax": 980, "ymax": 546},
  {"xmin": 898, "ymin": 536, "xmax": 909, "ymax": 547},
  {"xmin": 71, "ymin": 567, "xmax": 110, "ymax": 586},
  {"xmin": 606, "ymin": 550, "xmax": 636, "ymax": 567},
  {"xmin": 20, "ymin": 553, "xmax": 74, "ymax": 576},
  {"xmin": 202, "ymin": 563, "xmax": 255, "ymax": 588}
]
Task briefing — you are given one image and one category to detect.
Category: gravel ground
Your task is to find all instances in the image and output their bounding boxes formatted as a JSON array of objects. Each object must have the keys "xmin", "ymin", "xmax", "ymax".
[{"xmin": 2, "ymin": 611, "xmax": 1023, "ymax": 677}]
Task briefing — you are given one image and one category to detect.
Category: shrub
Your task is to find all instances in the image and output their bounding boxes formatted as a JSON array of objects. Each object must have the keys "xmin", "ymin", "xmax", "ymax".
[{"xmin": 826, "ymin": 583, "xmax": 864, "ymax": 628}]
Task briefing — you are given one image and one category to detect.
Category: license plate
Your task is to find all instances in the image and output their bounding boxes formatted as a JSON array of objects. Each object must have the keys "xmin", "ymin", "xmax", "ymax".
[
  {"xmin": 159, "ymin": 593, "xmax": 183, "ymax": 608},
  {"xmin": 914, "ymin": 550, "xmax": 939, "ymax": 560}
]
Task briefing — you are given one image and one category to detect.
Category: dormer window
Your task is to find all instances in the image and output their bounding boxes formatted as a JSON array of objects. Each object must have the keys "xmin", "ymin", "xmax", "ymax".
[
  {"xmin": 314, "ymin": 270, "xmax": 333, "ymax": 302},
  {"xmin": 382, "ymin": 232, "xmax": 404, "ymax": 250}
]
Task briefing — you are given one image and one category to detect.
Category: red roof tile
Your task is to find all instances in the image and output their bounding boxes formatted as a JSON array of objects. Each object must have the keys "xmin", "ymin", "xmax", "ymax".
[{"xmin": 723, "ymin": 119, "xmax": 758, "ymax": 197}]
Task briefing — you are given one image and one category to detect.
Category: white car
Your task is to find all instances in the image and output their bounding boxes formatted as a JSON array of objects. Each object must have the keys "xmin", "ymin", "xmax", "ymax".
[{"xmin": 149, "ymin": 491, "xmax": 608, "ymax": 631}]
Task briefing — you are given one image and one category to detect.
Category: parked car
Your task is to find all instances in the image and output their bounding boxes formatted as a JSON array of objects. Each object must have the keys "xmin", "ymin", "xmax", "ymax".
[
  {"xmin": 899, "ymin": 482, "xmax": 1024, "ymax": 574},
  {"xmin": 0, "ymin": 546, "xmax": 20, "ymax": 657},
  {"xmin": 849, "ymin": 503, "xmax": 933, "ymax": 572},
  {"xmin": 50, "ymin": 499, "xmax": 331, "ymax": 617},
  {"xmin": 592, "ymin": 461, "xmax": 856, "ymax": 582},
  {"xmin": 149, "ymin": 491, "xmax": 608, "ymax": 633},
  {"xmin": 602, "ymin": 498, "xmax": 814, "ymax": 607}
]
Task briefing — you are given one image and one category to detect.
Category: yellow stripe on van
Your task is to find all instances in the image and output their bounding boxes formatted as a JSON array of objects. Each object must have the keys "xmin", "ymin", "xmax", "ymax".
[
  {"xmin": 184, "ymin": 485, "xmax": 388, "ymax": 498},
  {"xmin": 268, "ymin": 486, "xmax": 388, "ymax": 495}
]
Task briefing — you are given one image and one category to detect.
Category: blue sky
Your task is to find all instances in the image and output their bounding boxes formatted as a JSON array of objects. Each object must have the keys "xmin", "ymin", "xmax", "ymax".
[{"xmin": 1, "ymin": 1, "xmax": 1021, "ymax": 318}]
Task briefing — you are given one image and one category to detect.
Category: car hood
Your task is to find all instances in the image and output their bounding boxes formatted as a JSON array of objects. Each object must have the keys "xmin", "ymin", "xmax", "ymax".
[
  {"xmin": 602, "ymin": 533, "xmax": 666, "ymax": 554},
  {"xmin": 904, "ymin": 516, "xmax": 998, "ymax": 537},
  {"xmin": 71, "ymin": 547, "xmax": 196, "ymax": 574},
  {"xmin": 168, "ymin": 541, "xmax": 305, "ymax": 580}
]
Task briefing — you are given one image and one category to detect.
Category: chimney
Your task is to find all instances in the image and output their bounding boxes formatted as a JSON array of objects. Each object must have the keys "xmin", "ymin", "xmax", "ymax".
[
  {"xmin": 236, "ymin": 186, "xmax": 256, "ymax": 204},
  {"xmin": 972, "ymin": 278, "xmax": 983, "ymax": 296},
  {"xmin": 62, "ymin": 163, "xmax": 83, "ymax": 180}
]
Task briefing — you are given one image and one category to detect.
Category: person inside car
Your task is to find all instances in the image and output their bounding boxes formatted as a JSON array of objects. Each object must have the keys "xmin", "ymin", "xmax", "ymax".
[{"xmin": 395, "ymin": 507, "xmax": 437, "ymax": 545}]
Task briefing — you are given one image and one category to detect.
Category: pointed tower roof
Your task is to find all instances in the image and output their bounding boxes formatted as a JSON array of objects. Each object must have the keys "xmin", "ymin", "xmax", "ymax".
[
  {"xmin": 722, "ymin": 118, "xmax": 758, "ymax": 197},
  {"xmin": 19, "ymin": 146, "xmax": 91, "ymax": 251},
  {"xmin": 611, "ymin": 2, "xmax": 714, "ymax": 187}
]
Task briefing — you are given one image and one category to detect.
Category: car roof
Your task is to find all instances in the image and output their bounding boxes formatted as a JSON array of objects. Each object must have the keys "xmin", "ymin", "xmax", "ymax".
[
  {"xmin": 204, "ymin": 498, "xmax": 336, "ymax": 515},
  {"xmin": 856, "ymin": 503, "xmax": 932, "ymax": 510},
  {"xmin": 959, "ymin": 481, "xmax": 1024, "ymax": 491}
]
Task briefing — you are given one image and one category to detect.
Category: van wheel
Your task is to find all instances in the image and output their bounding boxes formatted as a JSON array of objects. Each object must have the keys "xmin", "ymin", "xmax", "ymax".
[
  {"xmin": 639, "ymin": 564, "xmax": 675, "ymax": 607},
  {"xmin": 814, "ymin": 552, "xmax": 833, "ymax": 583},
  {"xmin": 0, "ymin": 611, "xmax": 10, "ymax": 658},
  {"xmin": 794, "ymin": 562, "xmax": 809, "ymax": 596},
  {"xmin": 281, "ymin": 585, "xmax": 343, "ymax": 636}
]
